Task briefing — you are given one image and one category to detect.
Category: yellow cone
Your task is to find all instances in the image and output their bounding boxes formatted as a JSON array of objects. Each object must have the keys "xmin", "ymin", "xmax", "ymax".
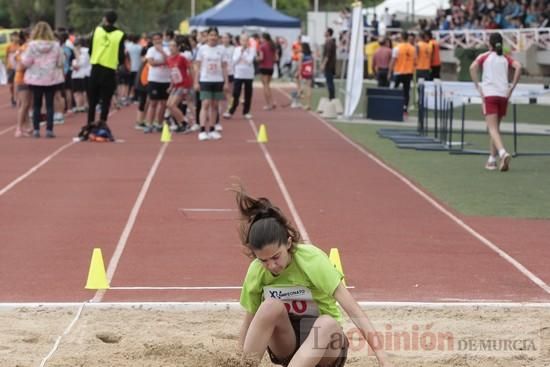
[
  {"xmin": 85, "ymin": 248, "xmax": 110, "ymax": 290},
  {"xmin": 161, "ymin": 123, "xmax": 172, "ymax": 143},
  {"xmin": 257, "ymin": 124, "xmax": 268, "ymax": 143},
  {"xmin": 329, "ymin": 248, "xmax": 346, "ymax": 287}
]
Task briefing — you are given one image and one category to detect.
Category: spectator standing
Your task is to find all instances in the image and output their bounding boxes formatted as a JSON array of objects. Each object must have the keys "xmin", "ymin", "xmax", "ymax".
[
  {"xmin": 71, "ymin": 38, "xmax": 91, "ymax": 113},
  {"xmin": 388, "ymin": 32, "xmax": 416, "ymax": 117},
  {"xmin": 143, "ymin": 32, "xmax": 171, "ymax": 133},
  {"xmin": 225, "ymin": 33, "xmax": 256, "ymax": 120},
  {"xmin": 86, "ymin": 10, "xmax": 125, "ymax": 129},
  {"xmin": 416, "ymin": 31, "xmax": 433, "ymax": 80},
  {"xmin": 258, "ymin": 32, "xmax": 277, "ymax": 110},
  {"xmin": 372, "ymin": 37, "xmax": 393, "ymax": 87},
  {"xmin": 22, "ymin": 21, "xmax": 64, "ymax": 138},
  {"xmin": 126, "ymin": 34, "xmax": 143, "ymax": 101},
  {"xmin": 321, "ymin": 28, "xmax": 337, "ymax": 100},
  {"xmin": 427, "ymin": 31, "xmax": 441, "ymax": 79}
]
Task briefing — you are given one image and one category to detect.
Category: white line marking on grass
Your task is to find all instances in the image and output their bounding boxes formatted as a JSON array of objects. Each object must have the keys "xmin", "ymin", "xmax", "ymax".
[
  {"xmin": 0, "ymin": 125, "xmax": 16, "ymax": 136},
  {"xmin": 92, "ymin": 142, "xmax": 170, "ymax": 303},
  {"xmin": 38, "ymin": 301, "xmax": 87, "ymax": 367},
  {"xmin": 0, "ymin": 140, "xmax": 76, "ymax": 197},
  {"xmin": 276, "ymin": 88, "xmax": 550, "ymax": 295},
  {"xmin": 247, "ymin": 119, "xmax": 311, "ymax": 243}
]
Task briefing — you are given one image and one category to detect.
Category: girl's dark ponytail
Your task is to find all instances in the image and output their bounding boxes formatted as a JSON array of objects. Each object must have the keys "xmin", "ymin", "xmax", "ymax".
[
  {"xmin": 489, "ymin": 33, "xmax": 503, "ymax": 56},
  {"xmin": 233, "ymin": 185, "xmax": 301, "ymax": 256}
]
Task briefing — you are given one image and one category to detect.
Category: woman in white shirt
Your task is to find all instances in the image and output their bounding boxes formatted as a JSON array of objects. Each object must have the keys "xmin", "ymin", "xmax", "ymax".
[
  {"xmin": 144, "ymin": 32, "xmax": 171, "ymax": 134},
  {"xmin": 224, "ymin": 33, "xmax": 255, "ymax": 120},
  {"xmin": 71, "ymin": 38, "xmax": 91, "ymax": 113},
  {"xmin": 193, "ymin": 27, "xmax": 228, "ymax": 141}
]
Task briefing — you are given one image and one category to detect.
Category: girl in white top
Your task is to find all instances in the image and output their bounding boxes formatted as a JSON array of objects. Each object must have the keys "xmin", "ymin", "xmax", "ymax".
[
  {"xmin": 470, "ymin": 33, "xmax": 521, "ymax": 172},
  {"xmin": 71, "ymin": 39, "xmax": 90, "ymax": 112},
  {"xmin": 144, "ymin": 32, "xmax": 171, "ymax": 133},
  {"xmin": 194, "ymin": 27, "xmax": 228, "ymax": 141},
  {"xmin": 224, "ymin": 33, "xmax": 256, "ymax": 120}
]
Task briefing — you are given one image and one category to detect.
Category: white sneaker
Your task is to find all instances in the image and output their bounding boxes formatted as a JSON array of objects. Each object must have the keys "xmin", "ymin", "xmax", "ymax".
[
  {"xmin": 244, "ymin": 113, "xmax": 253, "ymax": 120},
  {"xmin": 54, "ymin": 113, "xmax": 64, "ymax": 125},
  {"xmin": 208, "ymin": 131, "xmax": 222, "ymax": 140},
  {"xmin": 222, "ymin": 111, "xmax": 231, "ymax": 119},
  {"xmin": 198, "ymin": 131, "xmax": 210, "ymax": 141},
  {"xmin": 189, "ymin": 124, "xmax": 200, "ymax": 132},
  {"xmin": 215, "ymin": 123, "xmax": 223, "ymax": 132}
]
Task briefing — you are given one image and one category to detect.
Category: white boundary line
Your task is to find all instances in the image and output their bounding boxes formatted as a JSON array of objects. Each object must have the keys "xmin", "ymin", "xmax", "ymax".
[
  {"xmin": 0, "ymin": 140, "xmax": 76, "ymax": 197},
  {"xmin": 0, "ymin": 109, "xmax": 120, "ymax": 197},
  {"xmin": 1, "ymin": 301, "xmax": 550, "ymax": 310},
  {"xmin": 276, "ymin": 88, "xmax": 550, "ymax": 295},
  {"xmin": 92, "ymin": 142, "xmax": 170, "ymax": 303},
  {"xmin": 248, "ymin": 119, "xmax": 311, "ymax": 243},
  {"xmin": 111, "ymin": 286, "xmax": 243, "ymax": 290},
  {"xmin": 108, "ymin": 285, "xmax": 355, "ymax": 290},
  {"xmin": 0, "ymin": 125, "xmax": 16, "ymax": 136},
  {"xmin": 38, "ymin": 301, "xmax": 87, "ymax": 367},
  {"xmin": 178, "ymin": 208, "xmax": 237, "ymax": 212}
]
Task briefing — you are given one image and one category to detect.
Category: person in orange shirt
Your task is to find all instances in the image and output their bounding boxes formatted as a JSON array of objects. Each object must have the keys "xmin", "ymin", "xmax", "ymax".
[
  {"xmin": 290, "ymin": 36, "xmax": 301, "ymax": 80},
  {"xmin": 427, "ymin": 30, "xmax": 441, "ymax": 79},
  {"xmin": 14, "ymin": 29, "xmax": 32, "ymax": 137},
  {"xmin": 388, "ymin": 31, "xmax": 416, "ymax": 115},
  {"xmin": 416, "ymin": 31, "xmax": 433, "ymax": 81},
  {"xmin": 6, "ymin": 31, "xmax": 20, "ymax": 106}
]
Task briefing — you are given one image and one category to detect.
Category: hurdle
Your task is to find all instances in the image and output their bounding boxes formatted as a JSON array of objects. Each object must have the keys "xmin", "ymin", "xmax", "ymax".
[
  {"xmin": 452, "ymin": 95, "xmax": 550, "ymax": 157},
  {"xmin": 378, "ymin": 81, "xmax": 457, "ymax": 151}
]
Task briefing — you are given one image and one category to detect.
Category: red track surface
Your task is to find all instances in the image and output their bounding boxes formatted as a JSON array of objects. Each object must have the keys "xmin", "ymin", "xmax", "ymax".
[{"xmin": 0, "ymin": 85, "xmax": 548, "ymax": 303}]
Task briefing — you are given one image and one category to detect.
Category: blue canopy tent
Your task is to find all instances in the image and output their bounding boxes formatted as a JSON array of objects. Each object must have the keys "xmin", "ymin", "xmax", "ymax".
[
  {"xmin": 190, "ymin": 0, "xmax": 301, "ymax": 73},
  {"xmin": 190, "ymin": 0, "xmax": 301, "ymax": 28}
]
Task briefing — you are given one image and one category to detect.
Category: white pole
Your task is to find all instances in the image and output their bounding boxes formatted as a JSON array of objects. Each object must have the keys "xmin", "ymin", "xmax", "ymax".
[
  {"xmin": 192, "ymin": 0, "xmax": 196, "ymax": 17},
  {"xmin": 273, "ymin": 0, "xmax": 277, "ymax": 9},
  {"xmin": 314, "ymin": 0, "xmax": 319, "ymax": 12}
]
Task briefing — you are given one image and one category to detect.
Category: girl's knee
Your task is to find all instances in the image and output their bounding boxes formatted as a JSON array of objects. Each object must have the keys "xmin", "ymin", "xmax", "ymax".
[
  {"xmin": 256, "ymin": 299, "xmax": 287, "ymax": 321},
  {"xmin": 313, "ymin": 316, "xmax": 341, "ymax": 338}
]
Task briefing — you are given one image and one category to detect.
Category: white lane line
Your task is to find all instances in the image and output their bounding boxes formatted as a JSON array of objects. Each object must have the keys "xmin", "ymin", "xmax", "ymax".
[
  {"xmin": 2, "ymin": 301, "xmax": 550, "ymax": 310},
  {"xmin": 109, "ymin": 285, "xmax": 355, "ymax": 290},
  {"xmin": 247, "ymin": 119, "xmax": 311, "ymax": 243},
  {"xmin": 0, "ymin": 140, "xmax": 76, "ymax": 197},
  {"xmin": 0, "ymin": 109, "xmax": 120, "ymax": 196},
  {"xmin": 178, "ymin": 208, "xmax": 237, "ymax": 212},
  {"xmin": 38, "ymin": 301, "xmax": 87, "ymax": 367},
  {"xmin": 276, "ymin": 88, "xmax": 550, "ymax": 295},
  {"xmin": 92, "ymin": 142, "xmax": 170, "ymax": 303},
  {"xmin": 0, "ymin": 125, "xmax": 16, "ymax": 136}
]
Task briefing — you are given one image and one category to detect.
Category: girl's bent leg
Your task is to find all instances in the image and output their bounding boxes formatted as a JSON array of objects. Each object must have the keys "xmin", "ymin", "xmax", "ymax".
[
  {"xmin": 243, "ymin": 299, "xmax": 296, "ymax": 362},
  {"xmin": 289, "ymin": 315, "xmax": 345, "ymax": 367}
]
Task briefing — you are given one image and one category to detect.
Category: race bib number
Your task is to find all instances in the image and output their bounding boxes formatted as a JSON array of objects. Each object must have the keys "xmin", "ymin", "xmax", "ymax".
[
  {"xmin": 206, "ymin": 61, "xmax": 219, "ymax": 75},
  {"xmin": 171, "ymin": 67, "xmax": 183, "ymax": 83},
  {"xmin": 263, "ymin": 286, "xmax": 319, "ymax": 316}
]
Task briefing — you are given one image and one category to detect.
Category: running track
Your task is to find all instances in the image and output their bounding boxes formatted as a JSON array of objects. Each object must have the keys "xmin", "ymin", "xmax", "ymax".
[{"xmin": 0, "ymin": 85, "xmax": 549, "ymax": 303}]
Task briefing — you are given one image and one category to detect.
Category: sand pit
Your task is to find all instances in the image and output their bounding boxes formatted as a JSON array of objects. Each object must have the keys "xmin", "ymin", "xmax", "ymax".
[{"xmin": 1, "ymin": 304, "xmax": 549, "ymax": 367}]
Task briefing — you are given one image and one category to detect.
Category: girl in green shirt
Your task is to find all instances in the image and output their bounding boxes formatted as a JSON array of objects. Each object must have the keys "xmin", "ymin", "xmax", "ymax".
[{"xmin": 236, "ymin": 187, "xmax": 393, "ymax": 367}]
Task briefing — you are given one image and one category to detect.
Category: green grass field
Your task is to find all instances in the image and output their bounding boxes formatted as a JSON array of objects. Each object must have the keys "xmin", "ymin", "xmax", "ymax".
[
  {"xmin": 311, "ymin": 80, "xmax": 550, "ymax": 125},
  {"xmin": 331, "ymin": 122, "xmax": 550, "ymax": 219}
]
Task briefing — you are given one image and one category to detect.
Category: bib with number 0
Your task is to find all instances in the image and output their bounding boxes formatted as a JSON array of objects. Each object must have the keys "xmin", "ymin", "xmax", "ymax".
[{"xmin": 263, "ymin": 286, "xmax": 319, "ymax": 317}]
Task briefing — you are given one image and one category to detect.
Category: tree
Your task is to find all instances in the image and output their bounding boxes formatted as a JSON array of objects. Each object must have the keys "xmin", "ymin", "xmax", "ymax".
[{"xmin": 0, "ymin": 0, "xmax": 54, "ymax": 28}]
